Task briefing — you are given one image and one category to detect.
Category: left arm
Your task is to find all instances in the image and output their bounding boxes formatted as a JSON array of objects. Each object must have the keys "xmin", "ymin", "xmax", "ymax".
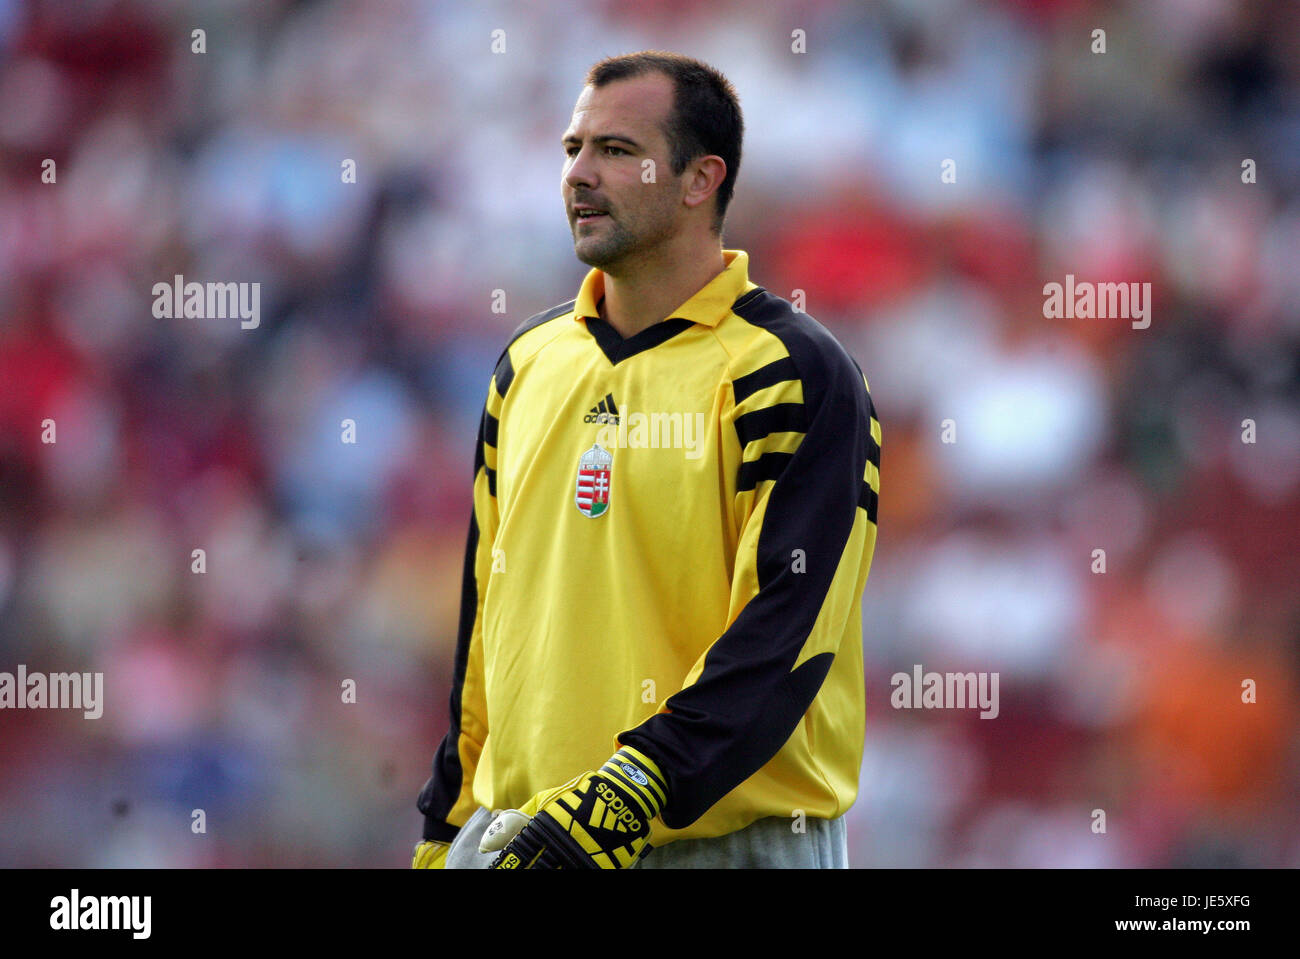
[{"xmin": 617, "ymin": 325, "xmax": 881, "ymax": 828}]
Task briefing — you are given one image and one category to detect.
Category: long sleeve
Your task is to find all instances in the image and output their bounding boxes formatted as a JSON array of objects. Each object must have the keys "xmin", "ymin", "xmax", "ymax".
[
  {"xmin": 415, "ymin": 363, "xmax": 506, "ymax": 842},
  {"xmin": 618, "ymin": 313, "xmax": 881, "ymax": 829}
]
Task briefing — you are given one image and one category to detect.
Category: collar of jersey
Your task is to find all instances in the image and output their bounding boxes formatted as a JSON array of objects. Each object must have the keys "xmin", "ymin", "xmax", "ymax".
[{"xmin": 572, "ymin": 249, "xmax": 750, "ymax": 329}]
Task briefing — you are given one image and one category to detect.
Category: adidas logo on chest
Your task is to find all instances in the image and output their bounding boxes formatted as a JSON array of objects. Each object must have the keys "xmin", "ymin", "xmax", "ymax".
[{"xmin": 583, "ymin": 392, "xmax": 620, "ymax": 425}]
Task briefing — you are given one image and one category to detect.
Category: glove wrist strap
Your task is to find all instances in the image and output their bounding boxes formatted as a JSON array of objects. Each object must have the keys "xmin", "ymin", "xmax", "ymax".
[{"xmin": 602, "ymin": 746, "xmax": 669, "ymax": 821}]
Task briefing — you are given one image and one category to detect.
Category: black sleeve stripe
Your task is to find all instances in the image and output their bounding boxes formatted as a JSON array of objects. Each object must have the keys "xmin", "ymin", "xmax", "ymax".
[
  {"xmin": 473, "ymin": 406, "xmax": 492, "ymax": 490},
  {"xmin": 493, "ymin": 350, "xmax": 515, "ymax": 400},
  {"xmin": 485, "ymin": 466, "xmax": 497, "ymax": 498},
  {"xmin": 859, "ymin": 480, "xmax": 878, "ymax": 524},
  {"xmin": 850, "ymin": 354, "xmax": 880, "ymax": 443},
  {"xmin": 483, "ymin": 412, "xmax": 499, "ymax": 449},
  {"xmin": 734, "ymin": 402, "xmax": 806, "ymax": 450},
  {"xmin": 732, "ymin": 356, "xmax": 798, "ymax": 404},
  {"xmin": 736, "ymin": 451, "xmax": 794, "ymax": 492},
  {"xmin": 867, "ymin": 431, "xmax": 880, "ymax": 470},
  {"xmin": 417, "ymin": 509, "xmax": 480, "ymax": 841}
]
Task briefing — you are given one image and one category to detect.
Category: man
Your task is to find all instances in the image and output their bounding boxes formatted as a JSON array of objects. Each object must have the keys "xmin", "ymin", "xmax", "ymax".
[{"xmin": 412, "ymin": 51, "xmax": 880, "ymax": 869}]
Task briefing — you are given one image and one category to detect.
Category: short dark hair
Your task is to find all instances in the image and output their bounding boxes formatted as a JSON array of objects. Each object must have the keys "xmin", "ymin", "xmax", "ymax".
[{"xmin": 585, "ymin": 51, "xmax": 743, "ymax": 235}]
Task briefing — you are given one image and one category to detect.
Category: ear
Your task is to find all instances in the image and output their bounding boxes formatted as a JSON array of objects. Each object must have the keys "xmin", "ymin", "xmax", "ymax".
[{"xmin": 682, "ymin": 155, "xmax": 726, "ymax": 213}]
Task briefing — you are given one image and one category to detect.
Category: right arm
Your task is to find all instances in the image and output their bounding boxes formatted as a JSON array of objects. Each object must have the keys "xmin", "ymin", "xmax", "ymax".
[{"xmin": 416, "ymin": 365, "xmax": 505, "ymax": 843}]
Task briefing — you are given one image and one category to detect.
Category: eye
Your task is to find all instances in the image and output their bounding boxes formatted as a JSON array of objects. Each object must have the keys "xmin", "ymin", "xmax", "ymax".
[{"xmin": 563, "ymin": 143, "xmax": 628, "ymax": 158}]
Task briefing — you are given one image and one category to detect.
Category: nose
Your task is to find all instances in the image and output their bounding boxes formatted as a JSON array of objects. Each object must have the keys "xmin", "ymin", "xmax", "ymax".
[{"xmin": 564, "ymin": 144, "xmax": 598, "ymax": 193}]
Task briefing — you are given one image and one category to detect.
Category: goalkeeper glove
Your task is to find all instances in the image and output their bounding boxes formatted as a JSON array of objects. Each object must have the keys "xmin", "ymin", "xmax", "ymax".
[
  {"xmin": 480, "ymin": 746, "xmax": 668, "ymax": 869},
  {"xmin": 411, "ymin": 839, "xmax": 451, "ymax": 869}
]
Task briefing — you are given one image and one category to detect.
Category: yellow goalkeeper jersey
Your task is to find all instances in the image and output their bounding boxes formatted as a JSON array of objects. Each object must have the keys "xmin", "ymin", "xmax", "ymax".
[{"xmin": 419, "ymin": 249, "xmax": 881, "ymax": 846}]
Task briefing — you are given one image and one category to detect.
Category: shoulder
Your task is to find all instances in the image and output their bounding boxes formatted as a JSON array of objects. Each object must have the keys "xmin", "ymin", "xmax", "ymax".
[
  {"xmin": 506, "ymin": 299, "xmax": 576, "ymax": 352},
  {"xmin": 489, "ymin": 299, "xmax": 575, "ymax": 399},
  {"xmin": 724, "ymin": 288, "xmax": 868, "ymax": 410}
]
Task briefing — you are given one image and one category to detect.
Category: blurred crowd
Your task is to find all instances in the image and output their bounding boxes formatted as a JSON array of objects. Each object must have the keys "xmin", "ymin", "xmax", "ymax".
[{"xmin": 0, "ymin": 0, "xmax": 1297, "ymax": 867}]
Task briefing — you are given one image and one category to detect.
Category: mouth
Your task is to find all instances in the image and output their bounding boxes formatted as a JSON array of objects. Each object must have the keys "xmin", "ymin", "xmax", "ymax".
[{"xmin": 573, "ymin": 206, "xmax": 609, "ymax": 223}]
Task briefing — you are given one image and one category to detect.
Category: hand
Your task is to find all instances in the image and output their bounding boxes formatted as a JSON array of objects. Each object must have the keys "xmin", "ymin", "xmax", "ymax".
[
  {"xmin": 480, "ymin": 747, "xmax": 667, "ymax": 869},
  {"xmin": 411, "ymin": 839, "xmax": 451, "ymax": 869}
]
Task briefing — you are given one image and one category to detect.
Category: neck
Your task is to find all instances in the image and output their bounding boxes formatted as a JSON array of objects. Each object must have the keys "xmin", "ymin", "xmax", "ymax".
[{"xmin": 598, "ymin": 234, "xmax": 726, "ymax": 338}]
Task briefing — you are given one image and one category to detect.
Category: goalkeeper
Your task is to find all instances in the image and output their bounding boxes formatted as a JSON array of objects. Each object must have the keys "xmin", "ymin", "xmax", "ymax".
[{"xmin": 413, "ymin": 51, "xmax": 880, "ymax": 870}]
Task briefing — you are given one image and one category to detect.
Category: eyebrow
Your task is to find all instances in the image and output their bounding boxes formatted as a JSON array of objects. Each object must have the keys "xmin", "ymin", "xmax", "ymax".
[{"xmin": 561, "ymin": 133, "xmax": 643, "ymax": 150}]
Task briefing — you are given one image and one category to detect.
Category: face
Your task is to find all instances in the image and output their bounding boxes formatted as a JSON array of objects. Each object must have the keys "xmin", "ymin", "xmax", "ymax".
[{"xmin": 561, "ymin": 73, "xmax": 684, "ymax": 270}]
